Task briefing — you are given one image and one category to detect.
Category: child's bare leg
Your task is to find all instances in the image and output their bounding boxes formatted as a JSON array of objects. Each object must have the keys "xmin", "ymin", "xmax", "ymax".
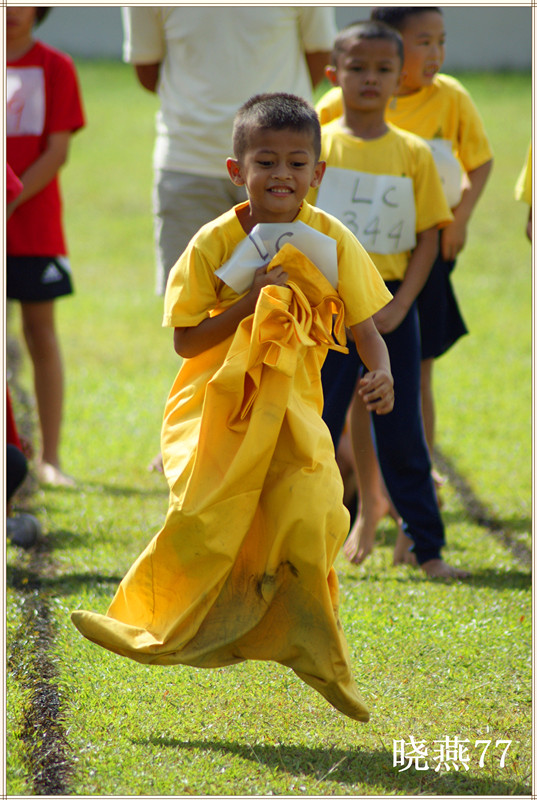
[
  {"xmin": 149, "ymin": 452, "xmax": 164, "ymax": 473},
  {"xmin": 336, "ymin": 417, "xmax": 358, "ymax": 508},
  {"xmin": 22, "ymin": 301, "xmax": 74, "ymax": 487},
  {"xmin": 343, "ymin": 395, "xmax": 392, "ymax": 564},
  {"xmin": 393, "ymin": 527, "xmax": 417, "ymax": 566}
]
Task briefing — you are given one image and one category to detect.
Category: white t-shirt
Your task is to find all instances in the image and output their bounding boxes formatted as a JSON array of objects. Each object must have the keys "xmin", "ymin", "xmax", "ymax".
[{"xmin": 122, "ymin": 6, "xmax": 337, "ymax": 177}]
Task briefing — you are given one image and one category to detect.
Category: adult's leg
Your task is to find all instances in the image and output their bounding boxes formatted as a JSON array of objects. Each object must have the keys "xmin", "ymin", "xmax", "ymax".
[{"xmin": 153, "ymin": 170, "xmax": 247, "ymax": 295}]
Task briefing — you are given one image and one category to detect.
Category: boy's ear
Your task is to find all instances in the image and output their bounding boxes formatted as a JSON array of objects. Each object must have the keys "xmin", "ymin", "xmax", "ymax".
[
  {"xmin": 227, "ymin": 158, "xmax": 245, "ymax": 186},
  {"xmin": 310, "ymin": 160, "xmax": 326, "ymax": 189},
  {"xmin": 325, "ymin": 65, "xmax": 338, "ymax": 86}
]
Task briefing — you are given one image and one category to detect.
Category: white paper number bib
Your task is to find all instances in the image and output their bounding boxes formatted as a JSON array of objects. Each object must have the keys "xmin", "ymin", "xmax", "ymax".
[
  {"xmin": 7, "ymin": 67, "xmax": 46, "ymax": 137},
  {"xmin": 316, "ymin": 167, "xmax": 416, "ymax": 255},
  {"xmin": 215, "ymin": 221, "xmax": 338, "ymax": 293},
  {"xmin": 426, "ymin": 138, "xmax": 463, "ymax": 209}
]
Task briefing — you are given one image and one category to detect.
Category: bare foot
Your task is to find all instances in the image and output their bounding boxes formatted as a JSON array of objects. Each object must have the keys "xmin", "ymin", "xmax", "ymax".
[
  {"xmin": 393, "ymin": 526, "xmax": 417, "ymax": 566},
  {"xmin": 343, "ymin": 495, "xmax": 390, "ymax": 564},
  {"xmin": 148, "ymin": 453, "xmax": 164, "ymax": 473},
  {"xmin": 37, "ymin": 461, "xmax": 76, "ymax": 488},
  {"xmin": 421, "ymin": 559, "xmax": 470, "ymax": 580}
]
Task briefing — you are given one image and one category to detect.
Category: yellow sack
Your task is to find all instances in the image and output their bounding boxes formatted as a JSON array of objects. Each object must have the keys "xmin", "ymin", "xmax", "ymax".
[{"xmin": 72, "ymin": 244, "xmax": 370, "ymax": 723}]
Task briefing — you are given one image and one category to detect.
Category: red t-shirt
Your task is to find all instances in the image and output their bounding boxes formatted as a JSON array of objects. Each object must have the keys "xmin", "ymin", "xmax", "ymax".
[
  {"xmin": 7, "ymin": 40, "xmax": 85, "ymax": 256},
  {"xmin": 6, "ymin": 386, "xmax": 22, "ymax": 450},
  {"xmin": 6, "ymin": 162, "xmax": 23, "ymax": 204}
]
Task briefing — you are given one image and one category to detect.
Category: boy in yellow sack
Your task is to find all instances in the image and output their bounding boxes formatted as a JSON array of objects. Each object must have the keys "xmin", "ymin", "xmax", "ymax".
[{"xmin": 72, "ymin": 93, "xmax": 393, "ymax": 723}]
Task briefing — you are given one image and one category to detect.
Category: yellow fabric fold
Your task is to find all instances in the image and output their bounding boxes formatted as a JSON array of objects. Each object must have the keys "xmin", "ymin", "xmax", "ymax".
[{"xmin": 72, "ymin": 244, "xmax": 369, "ymax": 722}]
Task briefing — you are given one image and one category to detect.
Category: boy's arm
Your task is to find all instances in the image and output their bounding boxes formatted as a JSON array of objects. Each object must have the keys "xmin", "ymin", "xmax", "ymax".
[
  {"xmin": 8, "ymin": 131, "xmax": 71, "ymax": 212},
  {"xmin": 173, "ymin": 264, "xmax": 289, "ymax": 358},
  {"xmin": 134, "ymin": 63, "xmax": 161, "ymax": 93},
  {"xmin": 350, "ymin": 318, "xmax": 394, "ymax": 415},
  {"xmin": 373, "ymin": 226, "xmax": 439, "ymax": 335},
  {"xmin": 305, "ymin": 51, "xmax": 331, "ymax": 88},
  {"xmin": 441, "ymin": 158, "xmax": 493, "ymax": 261}
]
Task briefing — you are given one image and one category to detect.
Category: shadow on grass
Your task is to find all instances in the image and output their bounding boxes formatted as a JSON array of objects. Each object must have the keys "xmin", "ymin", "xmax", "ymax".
[
  {"xmin": 440, "ymin": 509, "xmax": 531, "ymax": 535},
  {"xmin": 6, "ymin": 563, "xmax": 122, "ymax": 597},
  {"xmin": 371, "ymin": 513, "xmax": 531, "ymax": 554},
  {"xmin": 341, "ymin": 566, "xmax": 531, "ymax": 592},
  {"xmin": 133, "ymin": 736, "xmax": 530, "ymax": 796},
  {"xmin": 45, "ymin": 528, "xmax": 104, "ymax": 551},
  {"xmin": 37, "ymin": 478, "xmax": 167, "ymax": 499}
]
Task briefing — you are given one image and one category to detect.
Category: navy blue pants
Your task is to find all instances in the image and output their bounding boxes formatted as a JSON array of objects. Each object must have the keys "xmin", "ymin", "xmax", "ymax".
[
  {"xmin": 322, "ymin": 285, "xmax": 445, "ymax": 564},
  {"xmin": 7, "ymin": 443, "xmax": 28, "ymax": 503}
]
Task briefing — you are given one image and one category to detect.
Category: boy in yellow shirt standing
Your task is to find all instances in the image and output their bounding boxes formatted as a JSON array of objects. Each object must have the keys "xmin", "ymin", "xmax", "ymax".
[
  {"xmin": 317, "ymin": 7, "xmax": 493, "ymax": 479},
  {"xmin": 311, "ymin": 20, "xmax": 467, "ymax": 578}
]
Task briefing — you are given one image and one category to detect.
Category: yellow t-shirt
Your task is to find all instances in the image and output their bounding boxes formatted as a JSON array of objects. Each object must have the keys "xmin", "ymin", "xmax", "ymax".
[
  {"xmin": 316, "ymin": 74, "xmax": 493, "ymax": 207},
  {"xmin": 515, "ymin": 144, "xmax": 532, "ymax": 206},
  {"xmin": 309, "ymin": 122, "xmax": 453, "ymax": 282},
  {"xmin": 163, "ymin": 200, "xmax": 392, "ymax": 329}
]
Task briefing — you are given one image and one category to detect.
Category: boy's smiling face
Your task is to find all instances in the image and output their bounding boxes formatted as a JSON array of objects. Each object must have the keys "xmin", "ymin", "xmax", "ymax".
[
  {"xmin": 398, "ymin": 11, "xmax": 446, "ymax": 95},
  {"xmin": 227, "ymin": 127, "xmax": 325, "ymax": 230},
  {"xmin": 327, "ymin": 36, "xmax": 402, "ymax": 113}
]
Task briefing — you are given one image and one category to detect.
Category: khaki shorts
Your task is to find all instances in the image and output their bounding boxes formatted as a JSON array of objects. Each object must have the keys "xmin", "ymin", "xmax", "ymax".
[{"xmin": 153, "ymin": 169, "xmax": 247, "ymax": 295}]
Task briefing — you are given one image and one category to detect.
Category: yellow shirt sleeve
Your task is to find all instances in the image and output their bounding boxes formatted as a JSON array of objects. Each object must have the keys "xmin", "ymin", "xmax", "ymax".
[
  {"xmin": 336, "ymin": 232, "xmax": 393, "ymax": 326},
  {"xmin": 315, "ymin": 86, "xmax": 344, "ymax": 126},
  {"xmin": 452, "ymin": 78, "xmax": 493, "ymax": 172},
  {"xmin": 163, "ymin": 242, "xmax": 221, "ymax": 329},
  {"xmin": 515, "ymin": 145, "xmax": 532, "ymax": 206},
  {"xmin": 163, "ymin": 210, "xmax": 247, "ymax": 328}
]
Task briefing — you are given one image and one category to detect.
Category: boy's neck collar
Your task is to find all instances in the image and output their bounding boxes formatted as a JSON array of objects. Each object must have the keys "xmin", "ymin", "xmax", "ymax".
[
  {"xmin": 7, "ymin": 38, "xmax": 36, "ymax": 61},
  {"xmin": 396, "ymin": 82, "xmax": 429, "ymax": 98},
  {"xmin": 235, "ymin": 202, "xmax": 304, "ymax": 235},
  {"xmin": 339, "ymin": 112, "xmax": 390, "ymax": 141}
]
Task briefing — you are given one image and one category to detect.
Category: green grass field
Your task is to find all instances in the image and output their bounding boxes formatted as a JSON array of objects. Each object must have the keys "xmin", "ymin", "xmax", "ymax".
[{"xmin": 5, "ymin": 63, "xmax": 532, "ymax": 797}]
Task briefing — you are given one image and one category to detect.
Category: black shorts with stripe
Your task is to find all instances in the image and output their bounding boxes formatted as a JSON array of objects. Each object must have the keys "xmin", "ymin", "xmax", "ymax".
[{"xmin": 7, "ymin": 256, "xmax": 74, "ymax": 302}]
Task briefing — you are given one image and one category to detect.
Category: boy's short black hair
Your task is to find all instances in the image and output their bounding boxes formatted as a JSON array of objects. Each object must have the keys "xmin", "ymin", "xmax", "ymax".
[
  {"xmin": 232, "ymin": 92, "xmax": 322, "ymax": 162},
  {"xmin": 35, "ymin": 7, "xmax": 52, "ymax": 25},
  {"xmin": 370, "ymin": 7, "xmax": 442, "ymax": 31},
  {"xmin": 332, "ymin": 19, "xmax": 404, "ymax": 66}
]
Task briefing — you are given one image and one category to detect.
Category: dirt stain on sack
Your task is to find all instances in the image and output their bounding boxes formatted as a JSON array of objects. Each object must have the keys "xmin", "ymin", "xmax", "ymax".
[{"xmin": 255, "ymin": 559, "xmax": 299, "ymax": 600}]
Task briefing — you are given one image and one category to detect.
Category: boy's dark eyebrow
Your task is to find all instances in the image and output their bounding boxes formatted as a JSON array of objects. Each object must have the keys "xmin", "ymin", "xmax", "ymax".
[
  {"xmin": 415, "ymin": 30, "xmax": 445, "ymax": 38},
  {"xmin": 347, "ymin": 57, "xmax": 398, "ymax": 63},
  {"xmin": 255, "ymin": 148, "xmax": 311, "ymax": 156}
]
